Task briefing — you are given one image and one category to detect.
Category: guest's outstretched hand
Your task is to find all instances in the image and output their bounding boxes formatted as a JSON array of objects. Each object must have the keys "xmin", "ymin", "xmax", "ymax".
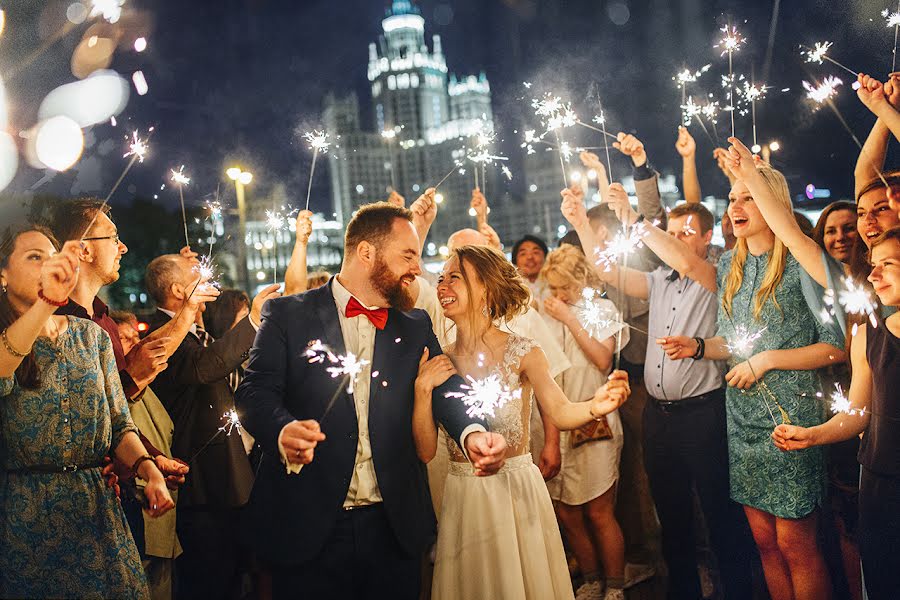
[
  {"xmin": 606, "ymin": 183, "xmax": 639, "ymax": 226},
  {"xmin": 771, "ymin": 424, "xmax": 813, "ymax": 452},
  {"xmin": 464, "ymin": 431, "xmax": 508, "ymax": 476},
  {"xmin": 560, "ymin": 186, "xmax": 588, "ymax": 229},
  {"xmin": 857, "ymin": 73, "xmax": 891, "ymax": 115},
  {"xmin": 656, "ymin": 335, "xmax": 697, "ymax": 360},
  {"xmin": 712, "ymin": 148, "xmax": 735, "ymax": 184},
  {"xmin": 613, "ymin": 132, "xmax": 647, "ymax": 167},
  {"xmin": 724, "ymin": 137, "xmax": 759, "ymax": 182},
  {"xmin": 675, "ymin": 126, "xmax": 696, "ymax": 158},
  {"xmin": 294, "ymin": 210, "xmax": 313, "ymax": 245}
]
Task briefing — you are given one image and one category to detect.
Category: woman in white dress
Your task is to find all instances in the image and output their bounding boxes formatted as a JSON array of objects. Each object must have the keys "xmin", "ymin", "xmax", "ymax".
[
  {"xmin": 412, "ymin": 245, "xmax": 631, "ymax": 600},
  {"xmin": 538, "ymin": 245, "xmax": 627, "ymax": 600}
]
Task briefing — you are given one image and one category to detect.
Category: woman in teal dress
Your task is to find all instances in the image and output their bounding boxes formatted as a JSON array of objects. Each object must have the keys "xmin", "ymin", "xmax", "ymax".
[
  {"xmin": 658, "ymin": 151, "xmax": 846, "ymax": 600},
  {"xmin": 0, "ymin": 227, "xmax": 174, "ymax": 599}
]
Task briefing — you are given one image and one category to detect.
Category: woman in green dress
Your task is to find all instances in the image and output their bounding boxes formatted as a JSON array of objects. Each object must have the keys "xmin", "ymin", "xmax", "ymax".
[
  {"xmin": 0, "ymin": 226, "xmax": 174, "ymax": 599},
  {"xmin": 657, "ymin": 149, "xmax": 846, "ymax": 600}
]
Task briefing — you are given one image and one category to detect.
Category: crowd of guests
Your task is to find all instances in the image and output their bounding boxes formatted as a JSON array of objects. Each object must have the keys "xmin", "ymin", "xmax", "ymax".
[{"xmin": 0, "ymin": 71, "xmax": 898, "ymax": 600}]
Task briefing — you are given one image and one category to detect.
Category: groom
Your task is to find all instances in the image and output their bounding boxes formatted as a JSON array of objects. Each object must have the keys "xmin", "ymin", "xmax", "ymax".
[{"xmin": 236, "ymin": 202, "xmax": 508, "ymax": 598}]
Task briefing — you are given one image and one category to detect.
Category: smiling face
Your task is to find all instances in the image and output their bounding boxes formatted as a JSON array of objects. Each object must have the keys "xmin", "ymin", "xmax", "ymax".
[
  {"xmin": 437, "ymin": 254, "xmax": 484, "ymax": 323},
  {"xmin": 83, "ymin": 212, "xmax": 128, "ymax": 286},
  {"xmin": 368, "ymin": 218, "xmax": 420, "ymax": 311},
  {"xmin": 515, "ymin": 241, "xmax": 546, "ymax": 281},
  {"xmin": 727, "ymin": 181, "xmax": 770, "ymax": 239},
  {"xmin": 821, "ymin": 208, "xmax": 858, "ymax": 264},
  {"xmin": 868, "ymin": 236, "xmax": 900, "ymax": 307},
  {"xmin": 857, "ymin": 188, "xmax": 900, "ymax": 248},
  {"xmin": 0, "ymin": 230, "xmax": 57, "ymax": 310}
]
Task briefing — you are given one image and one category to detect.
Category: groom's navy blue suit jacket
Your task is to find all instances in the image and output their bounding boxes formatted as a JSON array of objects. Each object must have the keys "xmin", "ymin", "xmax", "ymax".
[{"xmin": 235, "ymin": 280, "xmax": 483, "ymax": 565}]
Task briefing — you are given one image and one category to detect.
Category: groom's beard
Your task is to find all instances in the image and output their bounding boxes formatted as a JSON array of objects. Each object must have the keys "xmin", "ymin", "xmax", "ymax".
[{"xmin": 371, "ymin": 256, "xmax": 415, "ymax": 312}]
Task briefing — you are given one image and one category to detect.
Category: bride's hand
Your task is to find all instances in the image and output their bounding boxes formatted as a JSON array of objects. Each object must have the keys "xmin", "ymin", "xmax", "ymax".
[
  {"xmin": 414, "ymin": 347, "xmax": 457, "ymax": 396},
  {"xmin": 590, "ymin": 370, "xmax": 630, "ymax": 417}
]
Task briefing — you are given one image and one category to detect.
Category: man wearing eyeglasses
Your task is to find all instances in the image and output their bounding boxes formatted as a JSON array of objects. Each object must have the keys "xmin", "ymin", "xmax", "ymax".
[{"xmin": 51, "ymin": 199, "xmax": 216, "ymax": 599}]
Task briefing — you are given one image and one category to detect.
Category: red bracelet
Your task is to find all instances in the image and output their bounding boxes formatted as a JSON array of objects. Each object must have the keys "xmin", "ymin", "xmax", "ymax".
[{"xmin": 38, "ymin": 289, "xmax": 69, "ymax": 307}]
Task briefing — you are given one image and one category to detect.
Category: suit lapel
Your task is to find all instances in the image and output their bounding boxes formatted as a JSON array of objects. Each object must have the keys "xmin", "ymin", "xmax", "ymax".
[{"xmin": 315, "ymin": 279, "xmax": 347, "ymax": 356}]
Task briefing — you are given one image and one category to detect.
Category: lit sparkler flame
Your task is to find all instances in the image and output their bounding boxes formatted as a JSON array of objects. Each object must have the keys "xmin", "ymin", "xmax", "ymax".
[
  {"xmin": 123, "ymin": 130, "xmax": 149, "ymax": 163},
  {"xmin": 170, "ymin": 165, "xmax": 190, "ymax": 186},
  {"xmin": 219, "ymin": 408, "xmax": 243, "ymax": 436},
  {"xmin": 716, "ymin": 25, "xmax": 745, "ymax": 56},
  {"xmin": 206, "ymin": 199, "xmax": 223, "ymax": 222},
  {"xmin": 445, "ymin": 374, "xmax": 522, "ymax": 420},
  {"xmin": 740, "ymin": 81, "xmax": 768, "ymax": 103},
  {"xmin": 90, "ymin": 0, "xmax": 125, "ymax": 24},
  {"xmin": 305, "ymin": 340, "xmax": 370, "ymax": 394},
  {"xmin": 674, "ymin": 64, "xmax": 712, "ymax": 87},
  {"xmin": 827, "ymin": 382, "xmax": 865, "ymax": 416},
  {"xmin": 681, "ymin": 96, "xmax": 703, "ymax": 125},
  {"xmin": 701, "ymin": 100, "xmax": 720, "ymax": 121},
  {"xmin": 594, "ymin": 222, "xmax": 649, "ymax": 272},
  {"xmin": 725, "ymin": 325, "xmax": 766, "ymax": 358},
  {"xmin": 501, "ymin": 165, "xmax": 513, "ymax": 180},
  {"xmin": 576, "ymin": 288, "xmax": 622, "ymax": 340},
  {"xmin": 804, "ymin": 41, "xmax": 833, "ymax": 64},
  {"xmin": 265, "ymin": 206, "xmax": 297, "ymax": 233},
  {"xmin": 836, "ymin": 276, "xmax": 879, "ymax": 328},
  {"xmin": 559, "ymin": 141, "xmax": 573, "ymax": 161},
  {"xmin": 303, "ymin": 130, "xmax": 331, "ymax": 153},
  {"xmin": 803, "ymin": 77, "xmax": 844, "ymax": 104},
  {"xmin": 884, "ymin": 8, "xmax": 900, "ymax": 28}
]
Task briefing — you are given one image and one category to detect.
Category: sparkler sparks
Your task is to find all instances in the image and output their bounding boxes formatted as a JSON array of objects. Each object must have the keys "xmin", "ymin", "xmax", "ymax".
[
  {"xmin": 836, "ymin": 276, "xmax": 879, "ymax": 328},
  {"xmin": 575, "ymin": 288, "xmax": 624, "ymax": 340},
  {"xmin": 884, "ymin": 8, "xmax": 900, "ymax": 28},
  {"xmin": 194, "ymin": 255, "xmax": 219, "ymax": 288},
  {"xmin": 305, "ymin": 340, "xmax": 370, "ymax": 395},
  {"xmin": 446, "ymin": 374, "xmax": 522, "ymax": 420},
  {"xmin": 303, "ymin": 130, "xmax": 331, "ymax": 153},
  {"xmin": 170, "ymin": 165, "xmax": 190, "ymax": 186},
  {"xmin": 725, "ymin": 325, "xmax": 766, "ymax": 358},
  {"xmin": 681, "ymin": 96, "xmax": 703, "ymax": 126},
  {"xmin": 90, "ymin": 0, "xmax": 125, "ymax": 24},
  {"xmin": 701, "ymin": 100, "xmax": 720, "ymax": 121},
  {"xmin": 501, "ymin": 165, "xmax": 513, "ymax": 180},
  {"xmin": 673, "ymin": 64, "xmax": 712, "ymax": 87},
  {"xmin": 218, "ymin": 408, "xmax": 243, "ymax": 436},
  {"xmin": 804, "ymin": 41, "xmax": 833, "ymax": 64},
  {"xmin": 827, "ymin": 382, "xmax": 865, "ymax": 416},
  {"xmin": 803, "ymin": 77, "xmax": 844, "ymax": 104},
  {"xmin": 594, "ymin": 222, "xmax": 649, "ymax": 272},
  {"xmin": 716, "ymin": 25, "xmax": 746, "ymax": 56},
  {"xmin": 123, "ymin": 130, "xmax": 149, "ymax": 162}
]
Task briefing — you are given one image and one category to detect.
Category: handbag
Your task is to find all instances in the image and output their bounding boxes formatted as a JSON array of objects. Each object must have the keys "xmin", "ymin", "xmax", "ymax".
[{"xmin": 571, "ymin": 409, "xmax": 613, "ymax": 448}]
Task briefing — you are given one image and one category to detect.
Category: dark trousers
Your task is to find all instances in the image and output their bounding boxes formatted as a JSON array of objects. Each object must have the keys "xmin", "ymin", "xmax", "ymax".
[
  {"xmin": 642, "ymin": 389, "xmax": 754, "ymax": 600},
  {"xmin": 270, "ymin": 504, "xmax": 420, "ymax": 600},
  {"xmin": 859, "ymin": 467, "xmax": 900, "ymax": 600},
  {"xmin": 175, "ymin": 506, "xmax": 245, "ymax": 600}
]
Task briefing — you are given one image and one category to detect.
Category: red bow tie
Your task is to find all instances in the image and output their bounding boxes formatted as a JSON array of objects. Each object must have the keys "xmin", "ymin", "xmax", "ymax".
[{"xmin": 345, "ymin": 297, "xmax": 389, "ymax": 330}]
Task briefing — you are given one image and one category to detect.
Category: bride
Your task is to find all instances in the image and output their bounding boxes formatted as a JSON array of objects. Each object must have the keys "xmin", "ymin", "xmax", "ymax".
[{"xmin": 413, "ymin": 245, "xmax": 631, "ymax": 600}]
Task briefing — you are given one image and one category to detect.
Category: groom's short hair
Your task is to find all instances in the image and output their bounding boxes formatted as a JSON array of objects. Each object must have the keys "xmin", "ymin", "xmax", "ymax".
[{"xmin": 344, "ymin": 202, "xmax": 413, "ymax": 255}]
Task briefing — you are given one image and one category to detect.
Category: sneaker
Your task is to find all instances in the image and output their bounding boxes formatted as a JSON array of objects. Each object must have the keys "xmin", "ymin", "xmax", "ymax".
[
  {"xmin": 574, "ymin": 580, "xmax": 603, "ymax": 600},
  {"xmin": 623, "ymin": 562, "xmax": 656, "ymax": 589},
  {"xmin": 603, "ymin": 588, "xmax": 625, "ymax": 600}
]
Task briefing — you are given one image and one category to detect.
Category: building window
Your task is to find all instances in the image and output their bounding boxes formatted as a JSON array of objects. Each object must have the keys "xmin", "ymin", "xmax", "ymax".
[
  {"xmin": 410, "ymin": 73, "xmax": 419, "ymax": 88},
  {"xmin": 388, "ymin": 75, "xmax": 396, "ymax": 90},
  {"xmin": 372, "ymin": 81, "xmax": 381, "ymax": 97}
]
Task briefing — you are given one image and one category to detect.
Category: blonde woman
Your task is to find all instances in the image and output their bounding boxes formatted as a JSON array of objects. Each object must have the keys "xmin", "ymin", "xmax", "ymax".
[
  {"xmin": 540, "ymin": 244, "xmax": 627, "ymax": 600},
  {"xmin": 656, "ymin": 151, "xmax": 846, "ymax": 600},
  {"xmin": 412, "ymin": 245, "xmax": 631, "ymax": 600}
]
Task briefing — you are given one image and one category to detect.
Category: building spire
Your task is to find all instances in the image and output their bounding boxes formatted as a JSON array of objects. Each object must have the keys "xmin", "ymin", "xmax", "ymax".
[{"xmin": 389, "ymin": 0, "xmax": 419, "ymax": 16}]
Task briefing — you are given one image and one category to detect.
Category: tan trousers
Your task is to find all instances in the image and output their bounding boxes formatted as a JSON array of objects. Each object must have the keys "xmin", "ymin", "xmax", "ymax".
[{"xmin": 142, "ymin": 557, "xmax": 174, "ymax": 600}]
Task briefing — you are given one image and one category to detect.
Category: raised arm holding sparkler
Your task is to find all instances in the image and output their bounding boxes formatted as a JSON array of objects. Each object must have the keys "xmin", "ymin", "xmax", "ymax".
[
  {"xmin": 283, "ymin": 210, "xmax": 313, "ymax": 295},
  {"xmin": 579, "ymin": 151, "xmax": 610, "ymax": 203},
  {"xmin": 676, "ymin": 126, "xmax": 702, "ymax": 204}
]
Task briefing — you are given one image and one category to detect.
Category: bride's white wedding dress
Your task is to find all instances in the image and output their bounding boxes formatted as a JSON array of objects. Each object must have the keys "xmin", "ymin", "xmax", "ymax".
[{"xmin": 432, "ymin": 334, "xmax": 575, "ymax": 600}]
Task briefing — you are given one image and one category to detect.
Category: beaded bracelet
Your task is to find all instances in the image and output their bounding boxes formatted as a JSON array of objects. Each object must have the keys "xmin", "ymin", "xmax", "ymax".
[
  {"xmin": 38, "ymin": 289, "xmax": 69, "ymax": 307},
  {"xmin": 1, "ymin": 329, "xmax": 29, "ymax": 358}
]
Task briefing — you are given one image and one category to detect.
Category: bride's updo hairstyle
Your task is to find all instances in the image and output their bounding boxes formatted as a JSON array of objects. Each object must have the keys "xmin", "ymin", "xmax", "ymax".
[{"xmin": 452, "ymin": 245, "xmax": 531, "ymax": 324}]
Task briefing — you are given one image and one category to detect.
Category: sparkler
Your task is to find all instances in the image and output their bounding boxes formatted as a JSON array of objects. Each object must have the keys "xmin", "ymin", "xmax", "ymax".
[
  {"xmin": 594, "ymin": 221, "xmax": 650, "ymax": 273},
  {"xmin": 303, "ymin": 130, "xmax": 330, "ymax": 211},
  {"xmin": 574, "ymin": 288, "xmax": 627, "ymax": 340},
  {"xmin": 725, "ymin": 325, "xmax": 767, "ymax": 357},
  {"xmin": 532, "ymin": 94, "xmax": 578, "ymax": 187},
  {"xmin": 836, "ymin": 276, "xmax": 880, "ymax": 330},
  {"xmin": 81, "ymin": 128, "xmax": 153, "ymax": 239},
  {"xmin": 445, "ymin": 374, "xmax": 522, "ymax": 420},
  {"xmin": 170, "ymin": 165, "xmax": 192, "ymax": 250},
  {"xmin": 194, "ymin": 255, "xmax": 220, "ymax": 289},
  {"xmin": 188, "ymin": 406, "xmax": 245, "ymax": 464},
  {"xmin": 433, "ymin": 161, "xmax": 464, "ymax": 189},
  {"xmin": 674, "ymin": 64, "xmax": 712, "ymax": 124},
  {"xmin": 265, "ymin": 205, "xmax": 298, "ymax": 285},
  {"xmin": 802, "ymin": 77, "xmax": 843, "ymax": 104},
  {"xmin": 802, "ymin": 42, "xmax": 859, "ymax": 78},
  {"xmin": 305, "ymin": 340, "xmax": 371, "ymax": 421},
  {"xmin": 501, "ymin": 165, "xmax": 513, "ymax": 180},
  {"xmin": 885, "ymin": 4, "xmax": 900, "ymax": 71},
  {"xmin": 90, "ymin": 0, "xmax": 125, "ymax": 24},
  {"xmin": 716, "ymin": 24, "xmax": 745, "ymax": 138},
  {"xmin": 740, "ymin": 81, "xmax": 768, "ymax": 147}
]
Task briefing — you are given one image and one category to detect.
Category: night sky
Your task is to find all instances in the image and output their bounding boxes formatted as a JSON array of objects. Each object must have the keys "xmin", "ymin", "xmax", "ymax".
[{"xmin": 2, "ymin": 0, "xmax": 897, "ymax": 222}]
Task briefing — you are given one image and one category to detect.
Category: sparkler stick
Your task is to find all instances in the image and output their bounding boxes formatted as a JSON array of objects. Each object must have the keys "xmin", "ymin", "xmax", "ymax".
[
  {"xmin": 575, "ymin": 120, "xmax": 619, "ymax": 140},
  {"xmin": 434, "ymin": 163, "xmax": 461, "ymax": 188},
  {"xmin": 717, "ymin": 25, "xmax": 745, "ymax": 139},
  {"xmin": 81, "ymin": 129, "xmax": 151, "ymax": 239},
  {"xmin": 802, "ymin": 43, "xmax": 859, "ymax": 77},
  {"xmin": 305, "ymin": 340, "xmax": 370, "ymax": 422},
  {"xmin": 554, "ymin": 132, "xmax": 569, "ymax": 188},
  {"xmin": 188, "ymin": 408, "xmax": 244, "ymax": 464},
  {"xmin": 887, "ymin": 4, "xmax": 900, "ymax": 72},
  {"xmin": 825, "ymin": 98, "xmax": 891, "ymax": 188},
  {"xmin": 303, "ymin": 130, "xmax": 330, "ymax": 211},
  {"xmin": 171, "ymin": 165, "xmax": 191, "ymax": 250}
]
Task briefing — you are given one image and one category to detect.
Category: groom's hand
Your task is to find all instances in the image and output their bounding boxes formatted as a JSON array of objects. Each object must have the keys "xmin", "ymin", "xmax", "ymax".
[
  {"xmin": 279, "ymin": 420, "xmax": 326, "ymax": 465},
  {"xmin": 464, "ymin": 431, "xmax": 508, "ymax": 476}
]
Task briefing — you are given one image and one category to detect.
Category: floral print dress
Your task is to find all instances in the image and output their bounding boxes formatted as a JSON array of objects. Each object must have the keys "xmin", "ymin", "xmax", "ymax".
[
  {"xmin": 717, "ymin": 252, "xmax": 839, "ymax": 519},
  {"xmin": 0, "ymin": 317, "xmax": 148, "ymax": 599}
]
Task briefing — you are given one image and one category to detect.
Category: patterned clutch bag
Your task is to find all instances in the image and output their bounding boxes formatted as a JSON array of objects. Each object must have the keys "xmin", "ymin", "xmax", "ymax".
[{"xmin": 571, "ymin": 412, "xmax": 613, "ymax": 448}]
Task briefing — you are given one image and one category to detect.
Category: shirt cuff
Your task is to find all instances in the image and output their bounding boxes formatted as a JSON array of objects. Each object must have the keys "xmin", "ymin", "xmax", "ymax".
[
  {"xmin": 458, "ymin": 424, "xmax": 487, "ymax": 464},
  {"xmin": 277, "ymin": 423, "xmax": 303, "ymax": 475},
  {"xmin": 632, "ymin": 163, "xmax": 654, "ymax": 181}
]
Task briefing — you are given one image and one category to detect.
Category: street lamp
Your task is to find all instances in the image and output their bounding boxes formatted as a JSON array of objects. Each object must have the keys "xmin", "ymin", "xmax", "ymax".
[
  {"xmin": 227, "ymin": 167, "xmax": 253, "ymax": 292},
  {"xmin": 761, "ymin": 141, "xmax": 781, "ymax": 164}
]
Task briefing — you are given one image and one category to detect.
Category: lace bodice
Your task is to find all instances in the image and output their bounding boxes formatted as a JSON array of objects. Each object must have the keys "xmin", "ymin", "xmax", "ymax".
[{"xmin": 443, "ymin": 335, "xmax": 538, "ymax": 463}]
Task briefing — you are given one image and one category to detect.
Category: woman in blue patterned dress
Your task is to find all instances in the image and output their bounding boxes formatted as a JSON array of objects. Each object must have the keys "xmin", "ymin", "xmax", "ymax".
[
  {"xmin": 0, "ymin": 227, "xmax": 174, "ymax": 599},
  {"xmin": 657, "ymin": 149, "xmax": 845, "ymax": 600}
]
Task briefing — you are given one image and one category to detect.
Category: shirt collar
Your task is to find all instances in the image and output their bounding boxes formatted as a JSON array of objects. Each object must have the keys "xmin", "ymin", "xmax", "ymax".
[
  {"xmin": 331, "ymin": 275, "xmax": 381, "ymax": 313},
  {"xmin": 666, "ymin": 269, "xmax": 680, "ymax": 282},
  {"xmin": 56, "ymin": 296, "xmax": 108, "ymax": 320},
  {"xmin": 158, "ymin": 307, "xmax": 199, "ymax": 336}
]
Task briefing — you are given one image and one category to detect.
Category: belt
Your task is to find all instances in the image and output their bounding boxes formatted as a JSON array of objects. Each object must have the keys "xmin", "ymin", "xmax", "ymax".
[
  {"xmin": 651, "ymin": 388, "xmax": 724, "ymax": 410},
  {"xmin": 7, "ymin": 462, "xmax": 103, "ymax": 474}
]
